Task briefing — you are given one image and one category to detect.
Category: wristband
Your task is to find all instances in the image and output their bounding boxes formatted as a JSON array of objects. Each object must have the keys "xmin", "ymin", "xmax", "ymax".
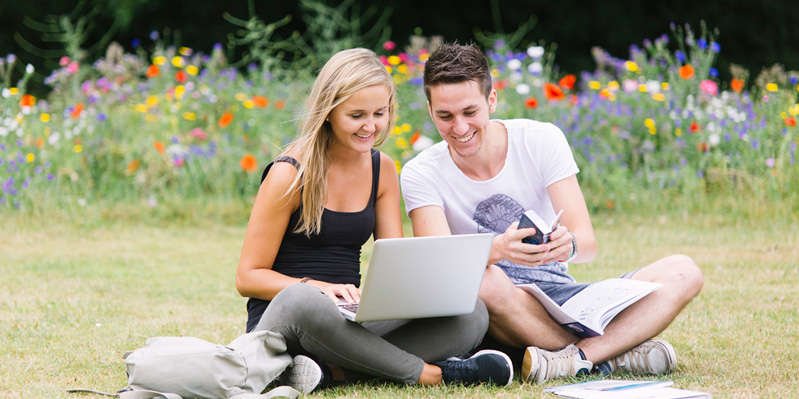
[
  {"xmin": 299, "ymin": 277, "xmax": 311, "ymax": 284},
  {"xmin": 564, "ymin": 233, "xmax": 578, "ymax": 263}
]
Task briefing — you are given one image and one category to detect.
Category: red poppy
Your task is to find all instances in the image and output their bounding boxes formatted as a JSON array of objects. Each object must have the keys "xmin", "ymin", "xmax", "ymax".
[
  {"xmin": 696, "ymin": 142, "xmax": 709, "ymax": 152},
  {"xmin": 786, "ymin": 116, "xmax": 797, "ymax": 127},
  {"xmin": 559, "ymin": 74, "xmax": 576, "ymax": 90},
  {"xmin": 679, "ymin": 65, "xmax": 695, "ymax": 80},
  {"xmin": 146, "ymin": 65, "xmax": 160, "ymax": 79},
  {"xmin": 153, "ymin": 141, "xmax": 166, "ymax": 154},
  {"xmin": 70, "ymin": 103, "xmax": 84, "ymax": 119},
  {"xmin": 219, "ymin": 113, "xmax": 234, "ymax": 128},
  {"xmin": 544, "ymin": 83, "xmax": 565, "ymax": 101},
  {"xmin": 175, "ymin": 70, "xmax": 187, "ymax": 83},
  {"xmin": 731, "ymin": 78, "xmax": 745, "ymax": 94},
  {"xmin": 20, "ymin": 94, "xmax": 36, "ymax": 107},
  {"xmin": 525, "ymin": 97, "xmax": 539, "ymax": 108},
  {"xmin": 410, "ymin": 131, "xmax": 421, "ymax": 144},
  {"xmin": 252, "ymin": 95, "xmax": 269, "ymax": 108},
  {"xmin": 689, "ymin": 120, "xmax": 701, "ymax": 133},
  {"xmin": 493, "ymin": 79, "xmax": 508, "ymax": 91},
  {"xmin": 274, "ymin": 100, "xmax": 286, "ymax": 110},
  {"xmin": 240, "ymin": 154, "xmax": 257, "ymax": 172}
]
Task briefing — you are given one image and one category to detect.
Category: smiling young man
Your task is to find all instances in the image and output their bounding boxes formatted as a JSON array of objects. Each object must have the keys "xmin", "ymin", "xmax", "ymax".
[{"xmin": 400, "ymin": 43, "xmax": 704, "ymax": 383}]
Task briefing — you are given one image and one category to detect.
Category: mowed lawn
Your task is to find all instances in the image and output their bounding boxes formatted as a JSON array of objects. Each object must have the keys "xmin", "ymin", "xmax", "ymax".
[{"xmin": 1, "ymin": 211, "xmax": 797, "ymax": 398}]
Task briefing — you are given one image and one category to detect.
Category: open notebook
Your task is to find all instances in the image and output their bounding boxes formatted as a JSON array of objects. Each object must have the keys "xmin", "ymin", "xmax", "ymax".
[{"xmin": 338, "ymin": 233, "xmax": 494, "ymax": 322}]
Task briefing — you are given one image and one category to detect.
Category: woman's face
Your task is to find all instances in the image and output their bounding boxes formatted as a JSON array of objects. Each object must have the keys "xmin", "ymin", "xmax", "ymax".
[{"xmin": 326, "ymin": 84, "xmax": 391, "ymax": 154}]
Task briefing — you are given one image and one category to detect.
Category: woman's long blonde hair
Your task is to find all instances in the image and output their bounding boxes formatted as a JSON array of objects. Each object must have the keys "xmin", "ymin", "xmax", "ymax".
[{"xmin": 284, "ymin": 48, "xmax": 397, "ymax": 236}]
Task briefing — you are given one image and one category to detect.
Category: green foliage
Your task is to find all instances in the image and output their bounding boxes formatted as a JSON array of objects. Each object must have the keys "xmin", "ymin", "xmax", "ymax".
[{"xmin": 1, "ymin": 3, "xmax": 798, "ymax": 222}]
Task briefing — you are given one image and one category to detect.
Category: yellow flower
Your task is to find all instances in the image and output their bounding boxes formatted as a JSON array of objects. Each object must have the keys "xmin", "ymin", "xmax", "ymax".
[
  {"xmin": 400, "ymin": 123, "xmax": 411, "ymax": 132},
  {"xmin": 186, "ymin": 65, "xmax": 199, "ymax": 75},
  {"xmin": 651, "ymin": 93, "xmax": 666, "ymax": 102},
  {"xmin": 145, "ymin": 114, "xmax": 158, "ymax": 123},
  {"xmin": 766, "ymin": 83, "xmax": 778, "ymax": 92},
  {"xmin": 607, "ymin": 81, "xmax": 620, "ymax": 91},
  {"xmin": 394, "ymin": 160, "xmax": 402, "ymax": 174},
  {"xmin": 491, "ymin": 69, "xmax": 500, "ymax": 78},
  {"xmin": 638, "ymin": 84, "xmax": 648, "ymax": 93},
  {"xmin": 40, "ymin": 113, "xmax": 51, "ymax": 122},
  {"xmin": 648, "ymin": 126, "xmax": 656, "ymax": 135},
  {"xmin": 588, "ymin": 81, "xmax": 601, "ymax": 90},
  {"xmin": 74, "ymin": 144, "xmax": 83, "ymax": 153},
  {"xmin": 146, "ymin": 96, "xmax": 158, "ymax": 106},
  {"xmin": 397, "ymin": 64, "xmax": 409, "ymax": 75},
  {"xmin": 243, "ymin": 100, "xmax": 254, "ymax": 109},
  {"xmin": 789, "ymin": 104, "xmax": 799, "ymax": 116},
  {"xmin": 419, "ymin": 53, "xmax": 429, "ymax": 62},
  {"xmin": 135, "ymin": 104, "xmax": 148, "ymax": 113},
  {"xmin": 661, "ymin": 82, "xmax": 670, "ymax": 91},
  {"xmin": 171, "ymin": 56, "xmax": 184, "ymax": 68},
  {"xmin": 385, "ymin": 65, "xmax": 393, "ymax": 74},
  {"xmin": 235, "ymin": 93, "xmax": 247, "ymax": 102},
  {"xmin": 395, "ymin": 137, "xmax": 408, "ymax": 149},
  {"xmin": 644, "ymin": 118, "xmax": 655, "ymax": 128},
  {"xmin": 175, "ymin": 85, "xmax": 185, "ymax": 99},
  {"xmin": 675, "ymin": 128, "xmax": 683, "ymax": 137},
  {"xmin": 393, "ymin": 126, "xmax": 403, "ymax": 136},
  {"xmin": 387, "ymin": 55, "xmax": 401, "ymax": 65},
  {"xmin": 153, "ymin": 56, "xmax": 167, "ymax": 65},
  {"xmin": 625, "ymin": 61, "xmax": 639, "ymax": 72},
  {"xmin": 27, "ymin": 153, "xmax": 35, "ymax": 162},
  {"xmin": 392, "ymin": 75, "xmax": 403, "ymax": 85},
  {"xmin": 183, "ymin": 112, "xmax": 197, "ymax": 121},
  {"xmin": 9, "ymin": 87, "xmax": 19, "ymax": 95},
  {"xmin": 178, "ymin": 47, "xmax": 193, "ymax": 56}
]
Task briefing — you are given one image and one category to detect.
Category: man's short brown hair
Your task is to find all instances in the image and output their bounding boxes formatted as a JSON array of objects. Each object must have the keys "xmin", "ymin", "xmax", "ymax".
[{"xmin": 423, "ymin": 43, "xmax": 493, "ymax": 103}]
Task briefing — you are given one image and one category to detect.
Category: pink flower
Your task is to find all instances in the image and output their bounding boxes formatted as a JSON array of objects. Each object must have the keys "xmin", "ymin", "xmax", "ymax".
[
  {"xmin": 378, "ymin": 55, "xmax": 389, "ymax": 66},
  {"xmin": 190, "ymin": 128, "xmax": 207, "ymax": 140},
  {"xmin": 59, "ymin": 56, "xmax": 70, "ymax": 67},
  {"xmin": 67, "ymin": 61, "xmax": 79, "ymax": 75},
  {"xmin": 699, "ymin": 79, "xmax": 718, "ymax": 96},
  {"xmin": 383, "ymin": 41, "xmax": 396, "ymax": 51}
]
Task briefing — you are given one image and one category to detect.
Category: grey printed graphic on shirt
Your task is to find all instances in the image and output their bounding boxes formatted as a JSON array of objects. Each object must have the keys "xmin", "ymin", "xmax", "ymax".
[{"xmin": 472, "ymin": 194, "xmax": 573, "ymax": 285}]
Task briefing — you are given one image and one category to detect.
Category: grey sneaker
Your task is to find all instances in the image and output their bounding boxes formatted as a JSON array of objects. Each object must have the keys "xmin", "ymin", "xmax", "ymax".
[
  {"xmin": 434, "ymin": 350, "xmax": 514, "ymax": 386},
  {"xmin": 522, "ymin": 344, "xmax": 593, "ymax": 383},
  {"xmin": 599, "ymin": 339, "xmax": 677, "ymax": 375},
  {"xmin": 279, "ymin": 355, "xmax": 329, "ymax": 394}
]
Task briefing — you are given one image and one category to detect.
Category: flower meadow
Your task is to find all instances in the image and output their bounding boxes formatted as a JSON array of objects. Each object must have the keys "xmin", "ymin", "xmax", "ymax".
[{"xmin": 1, "ymin": 23, "xmax": 798, "ymax": 218}]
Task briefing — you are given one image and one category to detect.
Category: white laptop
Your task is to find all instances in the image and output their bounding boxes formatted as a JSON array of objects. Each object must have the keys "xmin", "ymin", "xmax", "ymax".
[{"xmin": 338, "ymin": 233, "xmax": 494, "ymax": 322}]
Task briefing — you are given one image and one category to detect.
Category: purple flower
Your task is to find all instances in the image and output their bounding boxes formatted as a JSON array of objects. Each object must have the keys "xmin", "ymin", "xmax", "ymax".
[
  {"xmin": 710, "ymin": 42, "xmax": 721, "ymax": 53},
  {"xmin": 2, "ymin": 177, "xmax": 14, "ymax": 192},
  {"xmin": 697, "ymin": 38, "xmax": 708, "ymax": 50},
  {"xmin": 47, "ymin": 173, "xmax": 54, "ymax": 181},
  {"xmin": 766, "ymin": 158, "xmax": 775, "ymax": 167},
  {"xmin": 97, "ymin": 113, "xmax": 107, "ymax": 122},
  {"xmin": 675, "ymin": 51, "xmax": 686, "ymax": 64},
  {"xmin": 150, "ymin": 31, "xmax": 160, "ymax": 41},
  {"xmin": 751, "ymin": 140, "xmax": 759, "ymax": 149}
]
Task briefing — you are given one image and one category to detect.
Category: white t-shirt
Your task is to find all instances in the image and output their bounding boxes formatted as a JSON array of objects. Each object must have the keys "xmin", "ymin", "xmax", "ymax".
[{"xmin": 400, "ymin": 119, "xmax": 579, "ymax": 284}]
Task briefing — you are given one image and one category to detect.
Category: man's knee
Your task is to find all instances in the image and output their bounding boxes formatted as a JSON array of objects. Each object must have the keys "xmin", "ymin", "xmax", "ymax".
[{"xmin": 645, "ymin": 254, "xmax": 704, "ymax": 298}]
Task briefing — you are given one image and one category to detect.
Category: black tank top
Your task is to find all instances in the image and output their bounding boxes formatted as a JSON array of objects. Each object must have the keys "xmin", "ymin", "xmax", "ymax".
[{"xmin": 246, "ymin": 149, "xmax": 380, "ymax": 332}]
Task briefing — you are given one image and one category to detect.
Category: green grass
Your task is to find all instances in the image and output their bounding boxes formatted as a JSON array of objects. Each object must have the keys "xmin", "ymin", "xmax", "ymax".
[{"xmin": 1, "ymin": 210, "xmax": 798, "ymax": 398}]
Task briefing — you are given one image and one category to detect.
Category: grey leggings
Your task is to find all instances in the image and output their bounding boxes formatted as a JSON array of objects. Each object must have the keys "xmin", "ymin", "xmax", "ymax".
[{"xmin": 253, "ymin": 283, "xmax": 488, "ymax": 384}]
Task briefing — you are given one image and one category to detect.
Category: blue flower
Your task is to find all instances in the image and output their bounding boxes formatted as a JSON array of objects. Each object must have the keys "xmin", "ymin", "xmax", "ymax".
[
  {"xmin": 675, "ymin": 51, "xmax": 686, "ymax": 64},
  {"xmin": 697, "ymin": 38, "xmax": 708, "ymax": 50},
  {"xmin": 150, "ymin": 31, "xmax": 159, "ymax": 41},
  {"xmin": 710, "ymin": 42, "xmax": 720, "ymax": 53},
  {"xmin": 709, "ymin": 68, "xmax": 718, "ymax": 77},
  {"xmin": 791, "ymin": 76, "xmax": 799, "ymax": 86},
  {"xmin": 131, "ymin": 38, "xmax": 141, "ymax": 48}
]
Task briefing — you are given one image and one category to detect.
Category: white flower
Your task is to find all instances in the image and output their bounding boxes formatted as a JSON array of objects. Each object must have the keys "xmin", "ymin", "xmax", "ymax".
[
  {"xmin": 509, "ymin": 71, "xmax": 523, "ymax": 83},
  {"xmin": 528, "ymin": 62, "xmax": 543, "ymax": 75},
  {"xmin": 507, "ymin": 59, "xmax": 522, "ymax": 71},
  {"xmin": 709, "ymin": 133, "xmax": 720, "ymax": 146},
  {"xmin": 645, "ymin": 80, "xmax": 661, "ymax": 93},
  {"xmin": 515, "ymin": 83, "xmax": 531, "ymax": 95},
  {"xmin": 48, "ymin": 132, "xmax": 61, "ymax": 145},
  {"xmin": 26, "ymin": 64, "xmax": 34, "ymax": 74},
  {"xmin": 1, "ymin": 88, "xmax": 9, "ymax": 98},
  {"xmin": 412, "ymin": 135, "xmax": 434, "ymax": 151},
  {"xmin": 527, "ymin": 46, "xmax": 545, "ymax": 59},
  {"xmin": 0, "ymin": 127, "xmax": 7, "ymax": 137}
]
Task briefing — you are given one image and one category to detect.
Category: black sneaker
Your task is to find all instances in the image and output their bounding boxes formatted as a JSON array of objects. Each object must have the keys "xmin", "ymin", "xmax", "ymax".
[{"xmin": 434, "ymin": 350, "xmax": 514, "ymax": 386}]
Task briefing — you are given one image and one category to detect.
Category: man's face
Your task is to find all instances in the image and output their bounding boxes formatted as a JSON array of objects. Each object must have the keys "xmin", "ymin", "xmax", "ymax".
[{"xmin": 427, "ymin": 80, "xmax": 496, "ymax": 160}]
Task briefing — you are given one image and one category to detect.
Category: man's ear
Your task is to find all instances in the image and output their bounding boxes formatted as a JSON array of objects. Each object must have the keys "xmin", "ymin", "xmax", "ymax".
[
  {"xmin": 427, "ymin": 100, "xmax": 433, "ymax": 118},
  {"xmin": 488, "ymin": 89, "xmax": 497, "ymax": 114}
]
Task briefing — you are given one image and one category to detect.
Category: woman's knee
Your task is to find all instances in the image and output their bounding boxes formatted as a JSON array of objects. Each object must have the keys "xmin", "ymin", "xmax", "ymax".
[
  {"xmin": 478, "ymin": 266, "xmax": 516, "ymax": 307},
  {"xmin": 265, "ymin": 283, "xmax": 336, "ymax": 326}
]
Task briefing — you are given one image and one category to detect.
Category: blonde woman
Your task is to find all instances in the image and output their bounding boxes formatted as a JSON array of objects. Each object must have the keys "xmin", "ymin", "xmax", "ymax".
[{"xmin": 235, "ymin": 48, "xmax": 513, "ymax": 393}]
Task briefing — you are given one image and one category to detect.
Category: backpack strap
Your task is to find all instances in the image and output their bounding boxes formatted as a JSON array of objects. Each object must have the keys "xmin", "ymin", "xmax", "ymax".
[{"xmin": 229, "ymin": 386, "xmax": 301, "ymax": 399}]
